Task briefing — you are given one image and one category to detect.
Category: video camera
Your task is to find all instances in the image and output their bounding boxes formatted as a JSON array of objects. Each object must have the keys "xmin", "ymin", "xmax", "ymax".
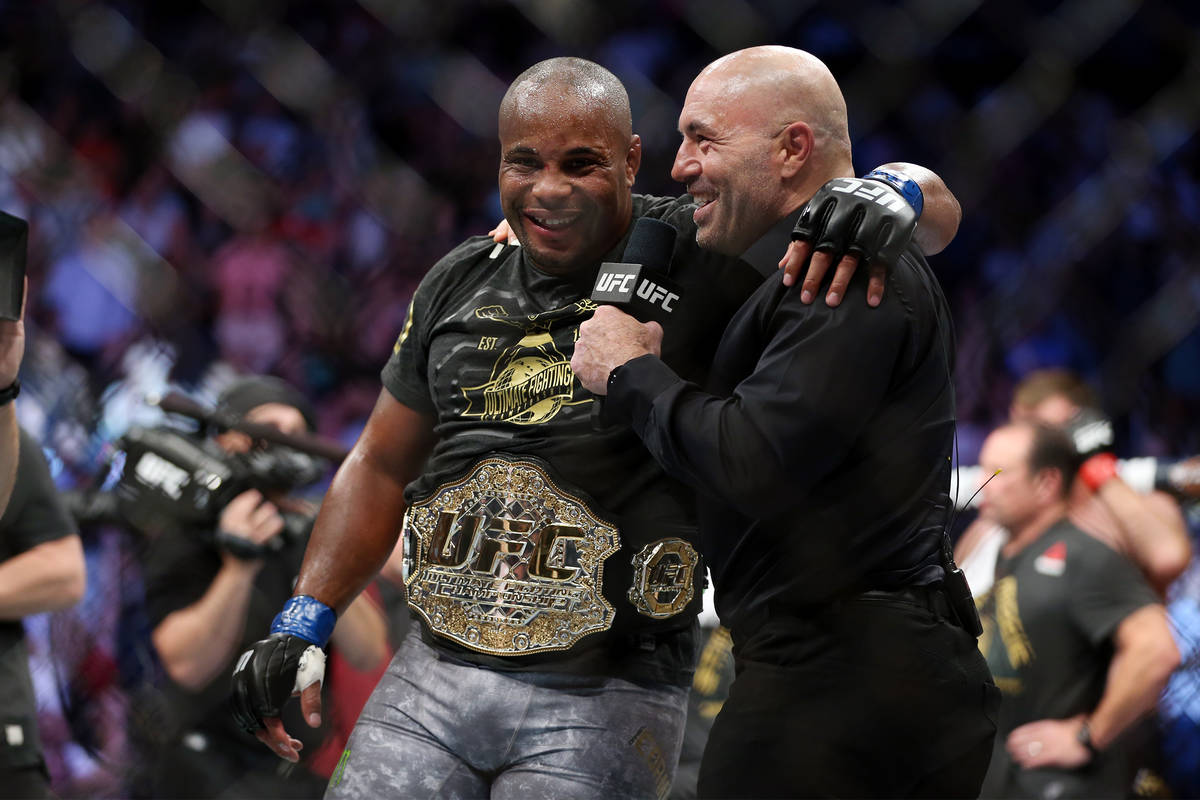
[{"xmin": 65, "ymin": 393, "xmax": 349, "ymax": 554}]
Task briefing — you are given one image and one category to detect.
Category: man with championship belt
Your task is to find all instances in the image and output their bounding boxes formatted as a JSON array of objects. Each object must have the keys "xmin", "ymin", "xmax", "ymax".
[{"xmin": 231, "ymin": 57, "xmax": 960, "ymax": 798}]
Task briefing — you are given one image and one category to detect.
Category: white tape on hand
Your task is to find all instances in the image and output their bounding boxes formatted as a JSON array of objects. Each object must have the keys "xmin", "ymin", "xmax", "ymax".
[{"xmin": 293, "ymin": 645, "xmax": 327, "ymax": 694}]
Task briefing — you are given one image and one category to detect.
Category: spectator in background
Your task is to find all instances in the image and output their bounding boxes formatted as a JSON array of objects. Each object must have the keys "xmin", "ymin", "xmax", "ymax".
[
  {"xmin": 119, "ymin": 164, "xmax": 190, "ymax": 262},
  {"xmin": 210, "ymin": 229, "xmax": 293, "ymax": 374},
  {"xmin": 973, "ymin": 420, "xmax": 1179, "ymax": 798},
  {"xmin": 1011, "ymin": 370, "xmax": 1191, "ymax": 591},
  {"xmin": 0, "ymin": 427, "xmax": 86, "ymax": 799},
  {"xmin": 140, "ymin": 376, "xmax": 389, "ymax": 799},
  {"xmin": 43, "ymin": 214, "xmax": 142, "ymax": 366},
  {"xmin": 957, "ymin": 368, "xmax": 1192, "ymax": 598}
]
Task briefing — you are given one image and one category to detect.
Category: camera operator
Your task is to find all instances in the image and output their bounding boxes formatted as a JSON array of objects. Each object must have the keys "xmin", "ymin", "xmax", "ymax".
[{"xmin": 140, "ymin": 376, "xmax": 388, "ymax": 799}]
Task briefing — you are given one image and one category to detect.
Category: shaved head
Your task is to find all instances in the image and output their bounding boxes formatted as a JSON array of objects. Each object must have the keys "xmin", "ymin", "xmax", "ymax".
[
  {"xmin": 496, "ymin": 58, "xmax": 642, "ymax": 275},
  {"xmin": 671, "ymin": 46, "xmax": 854, "ymax": 255},
  {"xmin": 499, "ymin": 57, "xmax": 632, "ymax": 141},
  {"xmin": 694, "ymin": 46, "xmax": 851, "ymax": 164}
]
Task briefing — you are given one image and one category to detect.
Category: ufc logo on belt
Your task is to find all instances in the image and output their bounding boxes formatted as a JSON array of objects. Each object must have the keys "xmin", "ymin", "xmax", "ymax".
[{"xmin": 428, "ymin": 511, "xmax": 584, "ymax": 581}]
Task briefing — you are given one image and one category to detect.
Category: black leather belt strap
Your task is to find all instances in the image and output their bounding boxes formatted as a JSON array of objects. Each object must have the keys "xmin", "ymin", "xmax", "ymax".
[{"xmin": 858, "ymin": 585, "xmax": 954, "ymax": 620}]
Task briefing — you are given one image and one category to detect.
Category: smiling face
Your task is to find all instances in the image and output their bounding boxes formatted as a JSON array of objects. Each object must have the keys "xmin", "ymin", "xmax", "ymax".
[
  {"xmin": 498, "ymin": 95, "xmax": 641, "ymax": 276},
  {"xmin": 671, "ymin": 73, "xmax": 785, "ymax": 256}
]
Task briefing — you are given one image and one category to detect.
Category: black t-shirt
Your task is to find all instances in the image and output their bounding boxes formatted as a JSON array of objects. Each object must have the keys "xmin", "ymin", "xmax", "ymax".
[
  {"xmin": 382, "ymin": 194, "xmax": 762, "ymax": 685},
  {"xmin": 607, "ymin": 215, "xmax": 956, "ymax": 644},
  {"xmin": 0, "ymin": 428, "xmax": 78, "ymax": 769},
  {"xmin": 977, "ymin": 519, "xmax": 1160, "ymax": 798},
  {"xmin": 141, "ymin": 519, "xmax": 313, "ymax": 751}
]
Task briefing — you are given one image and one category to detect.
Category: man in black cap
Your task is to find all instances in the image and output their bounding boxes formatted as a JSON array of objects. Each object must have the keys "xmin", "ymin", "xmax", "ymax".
[{"xmin": 140, "ymin": 375, "xmax": 389, "ymax": 799}]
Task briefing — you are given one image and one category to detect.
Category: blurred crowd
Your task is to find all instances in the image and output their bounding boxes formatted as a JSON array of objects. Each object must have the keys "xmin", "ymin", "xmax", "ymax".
[{"xmin": 0, "ymin": 0, "xmax": 1197, "ymax": 796}]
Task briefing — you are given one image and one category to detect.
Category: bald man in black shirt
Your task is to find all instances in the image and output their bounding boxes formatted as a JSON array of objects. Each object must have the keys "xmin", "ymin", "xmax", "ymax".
[{"xmin": 574, "ymin": 46, "xmax": 998, "ymax": 798}]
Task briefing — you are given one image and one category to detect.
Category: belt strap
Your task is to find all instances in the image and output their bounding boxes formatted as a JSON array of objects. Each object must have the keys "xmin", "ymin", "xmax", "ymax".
[{"xmin": 857, "ymin": 585, "xmax": 953, "ymax": 619}]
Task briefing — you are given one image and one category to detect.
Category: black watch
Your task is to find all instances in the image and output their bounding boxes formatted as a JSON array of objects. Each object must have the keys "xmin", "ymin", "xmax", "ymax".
[
  {"xmin": 1076, "ymin": 719, "xmax": 1100, "ymax": 759},
  {"xmin": 0, "ymin": 378, "xmax": 20, "ymax": 406}
]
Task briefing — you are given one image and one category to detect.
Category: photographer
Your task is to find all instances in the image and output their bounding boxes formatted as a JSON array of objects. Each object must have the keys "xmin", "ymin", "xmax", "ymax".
[{"xmin": 141, "ymin": 376, "xmax": 388, "ymax": 799}]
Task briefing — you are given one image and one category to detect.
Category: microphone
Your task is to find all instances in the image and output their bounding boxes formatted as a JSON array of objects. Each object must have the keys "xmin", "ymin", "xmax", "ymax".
[
  {"xmin": 586, "ymin": 217, "xmax": 680, "ymax": 428},
  {"xmin": 590, "ymin": 217, "xmax": 681, "ymax": 324}
]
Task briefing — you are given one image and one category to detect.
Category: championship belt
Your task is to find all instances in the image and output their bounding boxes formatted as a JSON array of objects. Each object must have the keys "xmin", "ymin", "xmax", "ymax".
[
  {"xmin": 402, "ymin": 457, "xmax": 621, "ymax": 656},
  {"xmin": 628, "ymin": 538, "xmax": 701, "ymax": 619}
]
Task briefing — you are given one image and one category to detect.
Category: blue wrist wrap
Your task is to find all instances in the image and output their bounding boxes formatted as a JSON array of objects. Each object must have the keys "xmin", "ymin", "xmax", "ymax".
[
  {"xmin": 270, "ymin": 595, "xmax": 336, "ymax": 647},
  {"xmin": 863, "ymin": 169, "xmax": 924, "ymax": 217}
]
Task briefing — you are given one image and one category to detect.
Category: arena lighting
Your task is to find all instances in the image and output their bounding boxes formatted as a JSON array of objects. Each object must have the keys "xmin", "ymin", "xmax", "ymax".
[
  {"xmin": 198, "ymin": 0, "xmax": 445, "ymax": 239},
  {"xmin": 973, "ymin": 41, "xmax": 1200, "ymax": 407},
  {"xmin": 0, "ymin": 100, "xmax": 179, "ymax": 320},
  {"xmin": 63, "ymin": 2, "xmax": 277, "ymax": 233}
]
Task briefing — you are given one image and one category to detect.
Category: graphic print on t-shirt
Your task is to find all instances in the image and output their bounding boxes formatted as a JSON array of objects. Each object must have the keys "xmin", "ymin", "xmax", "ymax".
[
  {"xmin": 460, "ymin": 301, "xmax": 596, "ymax": 425},
  {"xmin": 977, "ymin": 574, "xmax": 1035, "ymax": 695}
]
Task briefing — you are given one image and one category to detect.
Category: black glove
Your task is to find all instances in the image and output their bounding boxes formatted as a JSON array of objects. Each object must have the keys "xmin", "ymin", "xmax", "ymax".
[
  {"xmin": 230, "ymin": 632, "xmax": 325, "ymax": 734},
  {"xmin": 1063, "ymin": 407, "xmax": 1119, "ymax": 492},
  {"xmin": 1061, "ymin": 407, "xmax": 1114, "ymax": 460},
  {"xmin": 791, "ymin": 176, "xmax": 919, "ymax": 267}
]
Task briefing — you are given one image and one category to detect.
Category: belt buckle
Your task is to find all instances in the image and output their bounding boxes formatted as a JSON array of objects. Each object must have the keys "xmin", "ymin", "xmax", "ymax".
[{"xmin": 403, "ymin": 457, "xmax": 621, "ymax": 655}]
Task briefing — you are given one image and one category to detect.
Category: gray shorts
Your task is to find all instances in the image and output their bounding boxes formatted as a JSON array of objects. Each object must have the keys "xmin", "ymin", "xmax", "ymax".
[{"xmin": 325, "ymin": 635, "xmax": 688, "ymax": 800}]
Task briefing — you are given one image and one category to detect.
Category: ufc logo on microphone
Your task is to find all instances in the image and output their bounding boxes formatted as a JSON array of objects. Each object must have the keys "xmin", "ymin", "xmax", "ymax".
[
  {"xmin": 831, "ymin": 178, "xmax": 907, "ymax": 212},
  {"xmin": 636, "ymin": 279, "xmax": 679, "ymax": 312},
  {"xmin": 595, "ymin": 271, "xmax": 638, "ymax": 295}
]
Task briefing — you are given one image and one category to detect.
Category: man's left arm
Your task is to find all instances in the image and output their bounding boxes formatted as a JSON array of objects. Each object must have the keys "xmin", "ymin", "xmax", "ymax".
[
  {"xmin": 1065, "ymin": 410, "xmax": 1192, "ymax": 594},
  {"xmin": 1085, "ymin": 483, "xmax": 1191, "ymax": 595},
  {"xmin": 0, "ymin": 428, "xmax": 86, "ymax": 619},
  {"xmin": 0, "ymin": 535, "xmax": 85, "ymax": 619},
  {"xmin": 1005, "ymin": 603, "xmax": 1180, "ymax": 770},
  {"xmin": 782, "ymin": 162, "xmax": 961, "ymax": 305},
  {"xmin": 573, "ymin": 293, "xmax": 904, "ymax": 517}
]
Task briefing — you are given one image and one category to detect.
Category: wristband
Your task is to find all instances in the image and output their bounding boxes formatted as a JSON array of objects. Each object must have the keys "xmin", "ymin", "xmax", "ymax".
[
  {"xmin": 0, "ymin": 378, "xmax": 20, "ymax": 406},
  {"xmin": 270, "ymin": 594, "xmax": 336, "ymax": 647},
  {"xmin": 1079, "ymin": 452, "xmax": 1119, "ymax": 492},
  {"xmin": 863, "ymin": 169, "xmax": 924, "ymax": 216}
]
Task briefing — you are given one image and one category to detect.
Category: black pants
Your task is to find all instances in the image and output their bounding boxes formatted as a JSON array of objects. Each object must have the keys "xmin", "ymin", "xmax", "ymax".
[{"xmin": 698, "ymin": 593, "xmax": 999, "ymax": 799}]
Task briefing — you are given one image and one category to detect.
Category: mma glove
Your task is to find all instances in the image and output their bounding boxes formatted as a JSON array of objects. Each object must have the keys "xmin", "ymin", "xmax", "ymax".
[
  {"xmin": 791, "ymin": 171, "xmax": 921, "ymax": 268},
  {"xmin": 230, "ymin": 595, "xmax": 334, "ymax": 734},
  {"xmin": 1063, "ymin": 407, "xmax": 1119, "ymax": 491}
]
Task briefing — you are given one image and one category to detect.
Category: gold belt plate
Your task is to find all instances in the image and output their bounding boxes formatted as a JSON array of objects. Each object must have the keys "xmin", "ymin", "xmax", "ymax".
[
  {"xmin": 403, "ymin": 458, "xmax": 621, "ymax": 655},
  {"xmin": 628, "ymin": 538, "xmax": 700, "ymax": 619}
]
